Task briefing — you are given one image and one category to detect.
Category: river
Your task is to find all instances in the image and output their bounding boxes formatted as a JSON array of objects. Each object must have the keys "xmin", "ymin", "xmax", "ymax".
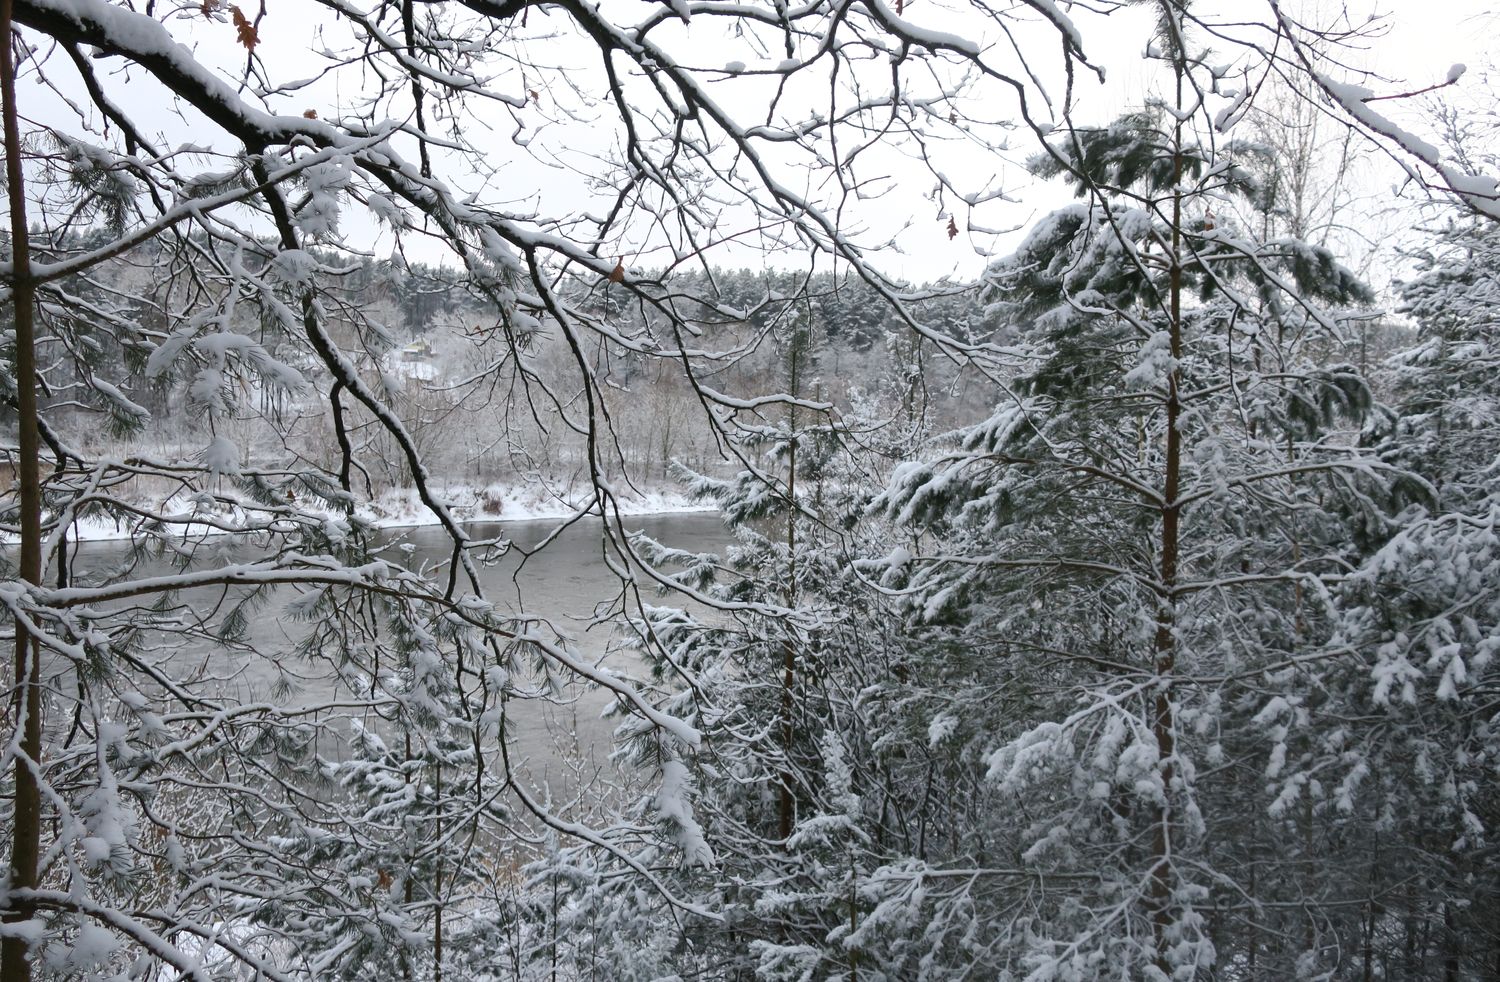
[{"xmin": 62, "ymin": 510, "xmax": 733, "ymax": 795}]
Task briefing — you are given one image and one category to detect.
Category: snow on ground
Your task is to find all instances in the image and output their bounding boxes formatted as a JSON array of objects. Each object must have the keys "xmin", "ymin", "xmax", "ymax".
[
  {"xmin": 4, "ymin": 482, "xmax": 717, "ymax": 543},
  {"xmin": 359, "ymin": 482, "xmax": 716, "ymax": 530}
]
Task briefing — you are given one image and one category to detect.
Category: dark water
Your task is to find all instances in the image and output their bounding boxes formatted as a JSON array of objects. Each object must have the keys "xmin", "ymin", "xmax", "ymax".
[{"xmin": 62, "ymin": 511, "xmax": 733, "ymax": 791}]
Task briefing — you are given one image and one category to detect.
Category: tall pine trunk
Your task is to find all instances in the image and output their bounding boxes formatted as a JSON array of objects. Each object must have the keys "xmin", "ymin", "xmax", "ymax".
[
  {"xmin": 1149, "ymin": 17, "xmax": 1186, "ymax": 968},
  {"xmin": 2, "ymin": 3, "xmax": 45, "ymax": 978}
]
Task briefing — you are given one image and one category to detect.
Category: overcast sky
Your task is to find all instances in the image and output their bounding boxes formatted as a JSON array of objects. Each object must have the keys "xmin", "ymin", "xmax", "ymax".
[
  {"xmin": 20, "ymin": 0, "xmax": 1499, "ymax": 291},
  {"xmin": 878, "ymin": 0, "xmax": 1500, "ymax": 285}
]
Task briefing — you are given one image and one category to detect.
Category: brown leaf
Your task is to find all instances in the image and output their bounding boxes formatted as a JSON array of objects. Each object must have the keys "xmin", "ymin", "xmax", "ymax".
[
  {"xmin": 201, "ymin": 0, "xmax": 221, "ymax": 16},
  {"xmin": 607, "ymin": 260, "xmax": 625, "ymax": 284},
  {"xmin": 230, "ymin": 5, "xmax": 259, "ymax": 52},
  {"xmin": 376, "ymin": 869, "xmax": 392, "ymax": 890},
  {"xmin": 303, "ymin": 109, "xmax": 319, "ymax": 119},
  {"xmin": 946, "ymin": 216, "xmax": 958, "ymax": 240}
]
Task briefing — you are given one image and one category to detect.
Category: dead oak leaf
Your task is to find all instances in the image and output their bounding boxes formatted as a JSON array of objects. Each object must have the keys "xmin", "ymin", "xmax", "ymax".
[{"xmin": 230, "ymin": 5, "xmax": 259, "ymax": 52}]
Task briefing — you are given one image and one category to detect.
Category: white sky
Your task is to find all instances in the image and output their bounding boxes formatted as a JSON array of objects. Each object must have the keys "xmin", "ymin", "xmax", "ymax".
[
  {"xmin": 877, "ymin": 0, "xmax": 1500, "ymax": 285},
  {"xmin": 18, "ymin": 0, "xmax": 1499, "ymax": 289}
]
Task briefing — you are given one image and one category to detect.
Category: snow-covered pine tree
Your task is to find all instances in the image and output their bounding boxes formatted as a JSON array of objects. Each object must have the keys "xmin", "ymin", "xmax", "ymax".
[
  {"xmin": 611, "ymin": 519, "xmax": 905, "ymax": 979},
  {"xmin": 525, "ymin": 294, "xmax": 951, "ymax": 979},
  {"xmin": 868, "ymin": 13, "xmax": 1386, "ymax": 975},
  {"xmin": 1293, "ymin": 209, "xmax": 1500, "ymax": 979},
  {"xmin": 1385, "ymin": 216, "xmax": 1500, "ymax": 510}
]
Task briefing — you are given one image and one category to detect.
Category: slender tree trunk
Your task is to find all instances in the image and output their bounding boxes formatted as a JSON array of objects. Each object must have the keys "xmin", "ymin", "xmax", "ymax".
[
  {"xmin": 1443, "ymin": 901, "xmax": 1459, "ymax": 982},
  {"xmin": 2, "ymin": 5, "xmax": 46, "ymax": 978},
  {"xmin": 1363, "ymin": 834, "xmax": 1379, "ymax": 982},
  {"xmin": 847, "ymin": 849, "xmax": 858, "ymax": 980},
  {"xmin": 550, "ymin": 864, "xmax": 559, "ymax": 982},
  {"xmin": 433, "ymin": 760, "xmax": 443, "ymax": 982},
  {"xmin": 778, "ymin": 340, "xmax": 800, "ymax": 842},
  {"xmin": 1403, "ymin": 880, "xmax": 1418, "ymax": 975},
  {"xmin": 1150, "ymin": 30, "xmax": 1185, "ymax": 970},
  {"xmin": 400, "ymin": 728, "xmax": 416, "ymax": 982},
  {"xmin": 1248, "ymin": 859, "xmax": 1258, "ymax": 976}
]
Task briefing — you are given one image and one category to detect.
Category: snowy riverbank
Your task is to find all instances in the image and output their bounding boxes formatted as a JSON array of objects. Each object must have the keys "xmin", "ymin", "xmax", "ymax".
[{"xmin": 5, "ymin": 482, "xmax": 719, "ymax": 544}]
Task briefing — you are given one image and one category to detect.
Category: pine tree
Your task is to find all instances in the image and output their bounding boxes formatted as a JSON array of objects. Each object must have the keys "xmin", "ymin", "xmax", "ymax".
[
  {"xmin": 869, "ymin": 23, "xmax": 1385, "ymax": 974},
  {"xmin": 1307, "ymin": 211, "xmax": 1500, "ymax": 979}
]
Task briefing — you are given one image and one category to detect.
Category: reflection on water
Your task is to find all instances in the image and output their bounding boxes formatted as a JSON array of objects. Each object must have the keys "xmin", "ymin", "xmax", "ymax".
[{"xmin": 61, "ymin": 512, "xmax": 732, "ymax": 793}]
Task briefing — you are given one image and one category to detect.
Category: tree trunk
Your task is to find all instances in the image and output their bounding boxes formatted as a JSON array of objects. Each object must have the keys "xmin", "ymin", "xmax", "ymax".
[
  {"xmin": 778, "ymin": 340, "xmax": 800, "ymax": 842},
  {"xmin": 1363, "ymin": 834, "xmax": 1379, "ymax": 982},
  {"xmin": 1150, "ymin": 21, "xmax": 1186, "ymax": 970},
  {"xmin": 2, "ymin": 4, "xmax": 47, "ymax": 978},
  {"xmin": 433, "ymin": 760, "xmax": 443, "ymax": 982}
]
